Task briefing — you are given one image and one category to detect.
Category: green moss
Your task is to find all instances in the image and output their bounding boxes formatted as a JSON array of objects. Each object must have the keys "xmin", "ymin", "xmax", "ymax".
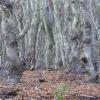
[
  {"xmin": 96, "ymin": 6, "xmax": 100, "ymax": 13},
  {"xmin": 84, "ymin": 68, "xmax": 90, "ymax": 75},
  {"xmin": 41, "ymin": 24, "xmax": 45, "ymax": 32}
]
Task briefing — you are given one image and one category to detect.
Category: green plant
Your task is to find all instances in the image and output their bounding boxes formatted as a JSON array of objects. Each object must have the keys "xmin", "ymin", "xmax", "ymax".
[{"xmin": 53, "ymin": 83, "xmax": 70, "ymax": 100}]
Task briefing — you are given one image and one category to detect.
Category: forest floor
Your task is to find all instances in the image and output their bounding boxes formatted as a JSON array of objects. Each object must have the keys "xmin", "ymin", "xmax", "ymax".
[{"xmin": 0, "ymin": 70, "xmax": 100, "ymax": 100}]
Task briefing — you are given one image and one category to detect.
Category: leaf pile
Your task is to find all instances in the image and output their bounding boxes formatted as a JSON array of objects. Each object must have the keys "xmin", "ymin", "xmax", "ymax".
[{"xmin": 0, "ymin": 70, "xmax": 100, "ymax": 100}]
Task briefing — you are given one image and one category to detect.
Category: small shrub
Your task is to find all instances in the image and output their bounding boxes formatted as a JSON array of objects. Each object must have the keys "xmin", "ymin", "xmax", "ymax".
[{"xmin": 53, "ymin": 83, "xmax": 70, "ymax": 100}]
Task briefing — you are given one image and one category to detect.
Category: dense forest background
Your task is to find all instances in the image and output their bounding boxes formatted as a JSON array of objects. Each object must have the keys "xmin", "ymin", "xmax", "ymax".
[{"xmin": 0, "ymin": 0, "xmax": 100, "ymax": 84}]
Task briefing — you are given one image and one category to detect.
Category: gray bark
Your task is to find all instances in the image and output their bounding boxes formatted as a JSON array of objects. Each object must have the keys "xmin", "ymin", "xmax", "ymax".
[
  {"xmin": 0, "ymin": 0, "xmax": 99, "ymax": 83},
  {"xmin": 0, "ymin": 0, "xmax": 32, "ymax": 85}
]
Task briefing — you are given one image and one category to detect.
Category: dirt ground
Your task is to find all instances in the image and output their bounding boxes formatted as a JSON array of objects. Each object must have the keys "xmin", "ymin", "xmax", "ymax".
[{"xmin": 0, "ymin": 70, "xmax": 100, "ymax": 100}]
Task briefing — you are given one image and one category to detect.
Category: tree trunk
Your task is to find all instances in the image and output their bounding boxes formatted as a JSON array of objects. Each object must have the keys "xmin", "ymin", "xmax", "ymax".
[
  {"xmin": 1, "ymin": 0, "xmax": 32, "ymax": 85},
  {"xmin": 0, "ymin": 0, "xmax": 99, "ymax": 83}
]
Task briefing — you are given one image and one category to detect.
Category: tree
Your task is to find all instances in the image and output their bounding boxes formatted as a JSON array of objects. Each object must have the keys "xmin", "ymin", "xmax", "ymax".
[
  {"xmin": 0, "ymin": 0, "xmax": 99, "ymax": 84},
  {"xmin": 1, "ymin": 0, "xmax": 32, "ymax": 84}
]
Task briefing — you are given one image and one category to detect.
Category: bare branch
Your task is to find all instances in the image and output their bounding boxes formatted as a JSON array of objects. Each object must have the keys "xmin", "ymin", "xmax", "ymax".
[{"xmin": 17, "ymin": 0, "xmax": 32, "ymax": 40}]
